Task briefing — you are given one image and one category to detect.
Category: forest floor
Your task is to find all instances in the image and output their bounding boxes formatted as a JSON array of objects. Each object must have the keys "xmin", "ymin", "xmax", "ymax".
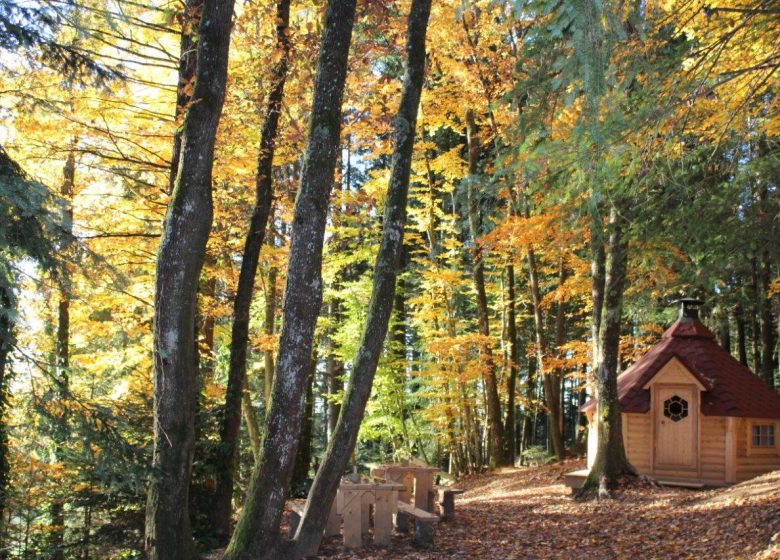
[{"xmin": 311, "ymin": 458, "xmax": 780, "ymax": 560}]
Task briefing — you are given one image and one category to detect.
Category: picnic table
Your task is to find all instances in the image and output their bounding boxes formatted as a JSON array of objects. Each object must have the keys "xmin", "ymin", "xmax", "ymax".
[
  {"xmin": 367, "ymin": 461, "xmax": 440, "ymax": 512},
  {"xmin": 335, "ymin": 476, "xmax": 406, "ymax": 548}
]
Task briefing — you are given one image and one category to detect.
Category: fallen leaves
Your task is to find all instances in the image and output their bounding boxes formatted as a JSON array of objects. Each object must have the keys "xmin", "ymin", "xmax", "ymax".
[{"xmin": 310, "ymin": 459, "xmax": 780, "ymax": 560}]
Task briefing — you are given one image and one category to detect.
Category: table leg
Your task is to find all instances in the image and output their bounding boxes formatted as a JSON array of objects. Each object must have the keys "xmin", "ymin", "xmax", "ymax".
[
  {"xmin": 341, "ymin": 489, "xmax": 362, "ymax": 548},
  {"xmin": 414, "ymin": 473, "xmax": 433, "ymax": 512},
  {"xmin": 373, "ymin": 490, "xmax": 393, "ymax": 546}
]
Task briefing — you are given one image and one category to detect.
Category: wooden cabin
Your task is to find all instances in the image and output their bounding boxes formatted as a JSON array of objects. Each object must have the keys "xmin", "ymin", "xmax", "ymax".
[{"xmin": 572, "ymin": 299, "xmax": 780, "ymax": 488}]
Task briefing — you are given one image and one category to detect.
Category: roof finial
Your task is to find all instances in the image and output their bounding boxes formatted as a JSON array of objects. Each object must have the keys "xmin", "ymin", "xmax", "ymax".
[{"xmin": 671, "ymin": 297, "xmax": 705, "ymax": 320}]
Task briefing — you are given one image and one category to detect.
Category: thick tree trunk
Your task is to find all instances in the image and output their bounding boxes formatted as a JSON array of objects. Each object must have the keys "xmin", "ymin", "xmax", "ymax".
[
  {"xmin": 145, "ymin": 0, "xmax": 235, "ymax": 554},
  {"xmin": 291, "ymin": 2, "xmax": 431, "ymax": 555},
  {"xmin": 222, "ymin": 3, "xmax": 357, "ymax": 557},
  {"xmin": 590, "ymin": 216, "xmax": 606, "ymax": 374},
  {"xmin": 212, "ymin": 0, "xmax": 291, "ymax": 542},
  {"xmin": 582, "ymin": 206, "xmax": 634, "ymax": 497},
  {"xmin": 464, "ymin": 109, "xmax": 506, "ymax": 468}
]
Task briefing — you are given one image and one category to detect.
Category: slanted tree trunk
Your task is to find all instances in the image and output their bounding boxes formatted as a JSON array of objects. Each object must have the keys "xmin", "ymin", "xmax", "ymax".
[
  {"xmin": 212, "ymin": 0, "xmax": 291, "ymax": 542},
  {"xmin": 291, "ymin": 2, "xmax": 431, "ymax": 555},
  {"xmin": 464, "ymin": 109, "xmax": 506, "ymax": 468},
  {"xmin": 325, "ymin": 299, "xmax": 343, "ymax": 441},
  {"xmin": 222, "ymin": 3, "xmax": 357, "ymax": 557},
  {"xmin": 581, "ymin": 206, "xmax": 634, "ymax": 498},
  {"xmin": 242, "ymin": 389, "xmax": 261, "ymax": 462},
  {"xmin": 145, "ymin": 0, "xmax": 235, "ymax": 554}
]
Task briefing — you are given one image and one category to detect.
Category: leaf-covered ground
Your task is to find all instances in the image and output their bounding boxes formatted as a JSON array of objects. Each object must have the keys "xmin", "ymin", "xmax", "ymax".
[{"xmin": 313, "ymin": 459, "xmax": 780, "ymax": 559}]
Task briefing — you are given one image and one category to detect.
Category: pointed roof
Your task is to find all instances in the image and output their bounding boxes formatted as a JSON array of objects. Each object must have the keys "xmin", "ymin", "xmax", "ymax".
[{"xmin": 582, "ymin": 315, "xmax": 780, "ymax": 419}]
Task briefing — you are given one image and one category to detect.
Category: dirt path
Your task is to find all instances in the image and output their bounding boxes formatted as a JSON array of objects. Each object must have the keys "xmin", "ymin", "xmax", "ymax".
[{"xmin": 315, "ymin": 459, "xmax": 780, "ymax": 559}]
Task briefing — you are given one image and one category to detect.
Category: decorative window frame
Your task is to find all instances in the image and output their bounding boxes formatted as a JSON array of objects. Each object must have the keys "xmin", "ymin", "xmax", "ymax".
[{"xmin": 747, "ymin": 420, "xmax": 780, "ymax": 457}]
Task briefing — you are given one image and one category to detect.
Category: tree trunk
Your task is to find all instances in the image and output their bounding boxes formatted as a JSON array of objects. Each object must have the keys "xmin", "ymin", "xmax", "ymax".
[
  {"xmin": 759, "ymin": 249, "xmax": 775, "ymax": 388},
  {"xmin": 290, "ymin": 353, "xmax": 316, "ymax": 496},
  {"xmin": 169, "ymin": 0, "xmax": 201, "ymax": 193},
  {"xmin": 145, "ymin": 0, "xmax": 235, "ymax": 554},
  {"xmin": 527, "ymin": 247, "xmax": 565, "ymax": 460},
  {"xmin": 464, "ymin": 109, "xmax": 506, "ymax": 468},
  {"xmin": 0, "ymin": 282, "xmax": 12, "ymax": 545},
  {"xmin": 582, "ymin": 206, "xmax": 634, "ymax": 497},
  {"xmin": 211, "ymin": 0, "xmax": 291, "ymax": 542},
  {"xmin": 223, "ymin": 2, "xmax": 357, "ymax": 557},
  {"xmin": 291, "ymin": 2, "xmax": 431, "ymax": 555},
  {"xmin": 50, "ymin": 151, "xmax": 75, "ymax": 560},
  {"xmin": 718, "ymin": 308, "xmax": 731, "ymax": 354},
  {"xmin": 242, "ymin": 389, "xmax": 261, "ymax": 463},
  {"xmin": 264, "ymin": 264, "xmax": 277, "ymax": 405},
  {"xmin": 751, "ymin": 258, "xmax": 762, "ymax": 373},
  {"xmin": 325, "ymin": 300, "xmax": 343, "ymax": 441},
  {"xmin": 736, "ymin": 302, "xmax": 748, "ymax": 365},
  {"xmin": 590, "ymin": 215, "xmax": 606, "ymax": 375},
  {"xmin": 502, "ymin": 264, "xmax": 518, "ymax": 465}
]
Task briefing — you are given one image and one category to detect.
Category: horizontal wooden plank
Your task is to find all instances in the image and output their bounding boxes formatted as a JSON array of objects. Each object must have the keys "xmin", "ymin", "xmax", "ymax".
[{"xmin": 397, "ymin": 501, "xmax": 439, "ymax": 522}]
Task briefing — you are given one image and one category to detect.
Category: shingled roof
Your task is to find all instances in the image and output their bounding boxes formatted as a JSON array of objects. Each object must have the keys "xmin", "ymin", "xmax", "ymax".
[{"xmin": 582, "ymin": 314, "xmax": 780, "ymax": 419}]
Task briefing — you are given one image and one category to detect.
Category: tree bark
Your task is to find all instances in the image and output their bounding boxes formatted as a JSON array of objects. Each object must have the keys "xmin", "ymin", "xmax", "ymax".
[
  {"xmin": 502, "ymin": 264, "xmax": 519, "ymax": 464},
  {"xmin": 169, "ymin": 0, "xmax": 202, "ymax": 194},
  {"xmin": 527, "ymin": 247, "xmax": 565, "ymax": 460},
  {"xmin": 582, "ymin": 206, "xmax": 634, "ymax": 497},
  {"xmin": 291, "ymin": 2, "xmax": 431, "ymax": 555},
  {"xmin": 222, "ymin": 2, "xmax": 357, "ymax": 557},
  {"xmin": 0, "ymin": 282, "xmax": 12, "ymax": 543},
  {"xmin": 290, "ymin": 353, "xmax": 316, "ymax": 496},
  {"xmin": 212, "ymin": 0, "xmax": 291, "ymax": 542},
  {"xmin": 50, "ymin": 151, "xmax": 74, "ymax": 560},
  {"xmin": 242, "ymin": 389, "xmax": 261, "ymax": 463},
  {"xmin": 759, "ymin": 249, "xmax": 775, "ymax": 388},
  {"xmin": 464, "ymin": 109, "xmax": 506, "ymax": 468},
  {"xmin": 325, "ymin": 300, "xmax": 343, "ymax": 441},
  {"xmin": 145, "ymin": 0, "xmax": 235, "ymax": 554},
  {"xmin": 736, "ymin": 302, "xmax": 749, "ymax": 365}
]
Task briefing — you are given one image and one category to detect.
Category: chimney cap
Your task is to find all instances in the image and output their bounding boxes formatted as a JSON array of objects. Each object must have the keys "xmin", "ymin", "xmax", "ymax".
[{"xmin": 671, "ymin": 297, "xmax": 705, "ymax": 319}]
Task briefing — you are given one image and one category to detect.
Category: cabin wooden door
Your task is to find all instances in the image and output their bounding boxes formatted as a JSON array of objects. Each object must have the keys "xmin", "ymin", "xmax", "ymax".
[{"xmin": 654, "ymin": 385, "xmax": 698, "ymax": 471}]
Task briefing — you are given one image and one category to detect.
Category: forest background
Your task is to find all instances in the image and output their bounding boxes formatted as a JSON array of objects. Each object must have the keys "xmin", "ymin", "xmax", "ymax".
[{"xmin": 0, "ymin": 0, "xmax": 778, "ymax": 558}]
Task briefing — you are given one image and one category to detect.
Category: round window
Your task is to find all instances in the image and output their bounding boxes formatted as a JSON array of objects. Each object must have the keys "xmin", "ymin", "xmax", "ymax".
[{"xmin": 663, "ymin": 395, "xmax": 689, "ymax": 422}]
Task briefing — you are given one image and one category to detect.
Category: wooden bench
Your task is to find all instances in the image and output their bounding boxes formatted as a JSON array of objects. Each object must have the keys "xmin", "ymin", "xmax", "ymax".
[
  {"xmin": 395, "ymin": 500, "xmax": 439, "ymax": 547},
  {"xmin": 432, "ymin": 487, "xmax": 464, "ymax": 521}
]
